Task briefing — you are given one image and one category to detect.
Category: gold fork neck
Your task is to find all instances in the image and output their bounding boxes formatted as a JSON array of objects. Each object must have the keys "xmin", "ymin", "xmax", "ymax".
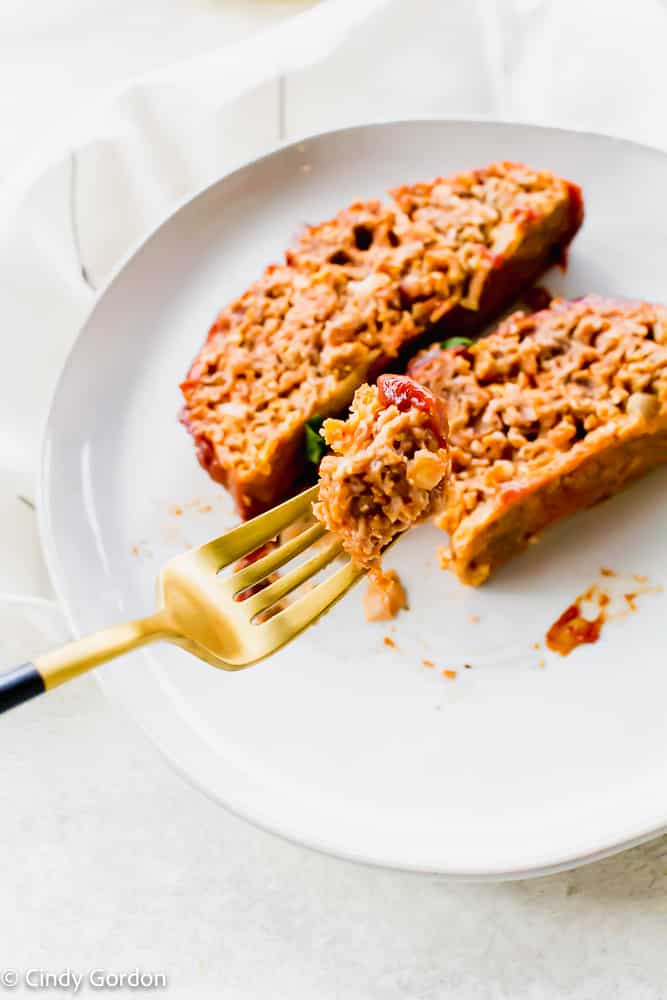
[{"xmin": 35, "ymin": 611, "xmax": 175, "ymax": 691}]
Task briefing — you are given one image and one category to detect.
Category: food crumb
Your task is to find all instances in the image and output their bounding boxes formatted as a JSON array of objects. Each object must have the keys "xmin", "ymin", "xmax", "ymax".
[
  {"xmin": 463, "ymin": 663, "xmax": 472, "ymax": 670},
  {"xmin": 383, "ymin": 636, "xmax": 396, "ymax": 648},
  {"xmin": 363, "ymin": 568, "xmax": 408, "ymax": 621},
  {"xmin": 600, "ymin": 567, "xmax": 616, "ymax": 577},
  {"xmin": 624, "ymin": 593, "xmax": 637, "ymax": 611},
  {"xmin": 539, "ymin": 659, "xmax": 545, "ymax": 668},
  {"xmin": 442, "ymin": 669, "xmax": 457, "ymax": 680},
  {"xmin": 168, "ymin": 498, "xmax": 218, "ymax": 517},
  {"xmin": 422, "ymin": 659, "xmax": 435, "ymax": 668},
  {"xmin": 633, "ymin": 573, "xmax": 648, "ymax": 583},
  {"xmin": 469, "ymin": 614, "xmax": 480, "ymax": 624},
  {"xmin": 533, "ymin": 642, "xmax": 541, "ymax": 650},
  {"xmin": 131, "ymin": 541, "xmax": 152, "ymax": 559}
]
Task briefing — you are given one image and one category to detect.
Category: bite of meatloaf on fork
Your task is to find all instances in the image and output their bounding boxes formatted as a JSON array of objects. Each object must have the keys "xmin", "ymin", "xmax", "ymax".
[
  {"xmin": 407, "ymin": 295, "xmax": 667, "ymax": 585},
  {"xmin": 180, "ymin": 162, "xmax": 583, "ymax": 518},
  {"xmin": 313, "ymin": 375, "xmax": 449, "ymax": 570}
]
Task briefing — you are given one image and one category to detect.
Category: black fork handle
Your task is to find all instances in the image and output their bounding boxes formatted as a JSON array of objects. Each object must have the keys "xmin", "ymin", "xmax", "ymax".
[
  {"xmin": 0, "ymin": 613, "xmax": 171, "ymax": 715},
  {"xmin": 0, "ymin": 663, "xmax": 45, "ymax": 713}
]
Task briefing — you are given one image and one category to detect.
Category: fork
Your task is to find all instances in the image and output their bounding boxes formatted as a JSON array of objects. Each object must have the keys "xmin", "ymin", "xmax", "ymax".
[{"xmin": 0, "ymin": 485, "xmax": 365, "ymax": 715}]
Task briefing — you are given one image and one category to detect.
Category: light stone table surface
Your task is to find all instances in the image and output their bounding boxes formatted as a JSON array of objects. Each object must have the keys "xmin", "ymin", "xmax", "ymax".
[{"xmin": 1, "ymin": 2, "xmax": 666, "ymax": 997}]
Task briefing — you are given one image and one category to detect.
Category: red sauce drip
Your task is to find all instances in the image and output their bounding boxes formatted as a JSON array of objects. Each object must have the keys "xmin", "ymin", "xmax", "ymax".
[
  {"xmin": 511, "ymin": 206, "xmax": 539, "ymax": 226},
  {"xmin": 406, "ymin": 347, "xmax": 444, "ymax": 377},
  {"xmin": 545, "ymin": 603, "xmax": 603, "ymax": 656},
  {"xmin": 546, "ymin": 573, "xmax": 657, "ymax": 657},
  {"xmin": 500, "ymin": 486, "xmax": 528, "ymax": 507},
  {"xmin": 567, "ymin": 181, "xmax": 585, "ymax": 236},
  {"xmin": 189, "ymin": 425, "xmax": 214, "ymax": 469},
  {"xmin": 556, "ymin": 247, "xmax": 569, "ymax": 270},
  {"xmin": 377, "ymin": 374, "xmax": 448, "ymax": 447},
  {"xmin": 233, "ymin": 541, "xmax": 278, "ymax": 602},
  {"xmin": 556, "ymin": 182, "xmax": 585, "ymax": 270},
  {"xmin": 480, "ymin": 246, "xmax": 504, "ymax": 269},
  {"xmin": 522, "ymin": 286, "xmax": 553, "ymax": 312},
  {"xmin": 234, "ymin": 541, "xmax": 276, "ymax": 571}
]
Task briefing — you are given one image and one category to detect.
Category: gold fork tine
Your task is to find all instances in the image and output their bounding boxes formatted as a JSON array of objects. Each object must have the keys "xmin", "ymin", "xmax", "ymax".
[
  {"xmin": 254, "ymin": 559, "xmax": 365, "ymax": 654},
  {"xmin": 198, "ymin": 484, "xmax": 319, "ymax": 569},
  {"xmin": 219, "ymin": 520, "xmax": 325, "ymax": 597},
  {"xmin": 240, "ymin": 537, "xmax": 342, "ymax": 619}
]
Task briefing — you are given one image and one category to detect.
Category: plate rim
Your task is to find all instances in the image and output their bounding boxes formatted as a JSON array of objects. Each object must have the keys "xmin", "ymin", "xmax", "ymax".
[{"xmin": 37, "ymin": 116, "xmax": 667, "ymax": 880}]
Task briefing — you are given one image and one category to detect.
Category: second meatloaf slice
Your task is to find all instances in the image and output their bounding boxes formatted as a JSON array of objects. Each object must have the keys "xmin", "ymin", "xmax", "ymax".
[
  {"xmin": 181, "ymin": 162, "xmax": 583, "ymax": 518},
  {"xmin": 407, "ymin": 296, "xmax": 667, "ymax": 585}
]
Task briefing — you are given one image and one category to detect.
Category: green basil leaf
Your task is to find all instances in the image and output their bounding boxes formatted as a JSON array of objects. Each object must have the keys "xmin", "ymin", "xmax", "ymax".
[
  {"xmin": 305, "ymin": 416, "xmax": 326, "ymax": 465},
  {"xmin": 440, "ymin": 336, "xmax": 474, "ymax": 349}
]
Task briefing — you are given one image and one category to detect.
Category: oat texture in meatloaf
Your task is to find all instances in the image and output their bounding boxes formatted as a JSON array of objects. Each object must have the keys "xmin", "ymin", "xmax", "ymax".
[
  {"xmin": 407, "ymin": 296, "xmax": 667, "ymax": 585},
  {"xmin": 180, "ymin": 162, "xmax": 584, "ymax": 518},
  {"xmin": 313, "ymin": 375, "xmax": 449, "ymax": 569}
]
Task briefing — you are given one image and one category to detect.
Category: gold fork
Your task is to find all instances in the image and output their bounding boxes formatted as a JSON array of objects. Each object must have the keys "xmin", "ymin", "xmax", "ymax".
[{"xmin": 0, "ymin": 485, "xmax": 365, "ymax": 715}]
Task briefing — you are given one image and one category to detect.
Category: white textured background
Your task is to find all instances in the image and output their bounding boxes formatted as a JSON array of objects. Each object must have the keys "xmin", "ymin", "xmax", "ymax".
[{"xmin": 1, "ymin": 1, "xmax": 667, "ymax": 997}]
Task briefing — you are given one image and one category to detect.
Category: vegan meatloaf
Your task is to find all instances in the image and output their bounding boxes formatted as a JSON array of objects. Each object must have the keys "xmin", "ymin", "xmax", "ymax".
[
  {"xmin": 407, "ymin": 295, "xmax": 667, "ymax": 585},
  {"xmin": 313, "ymin": 375, "xmax": 449, "ymax": 569},
  {"xmin": 181, "ymin": 162, "xmax": 583, "ymax": 518}
]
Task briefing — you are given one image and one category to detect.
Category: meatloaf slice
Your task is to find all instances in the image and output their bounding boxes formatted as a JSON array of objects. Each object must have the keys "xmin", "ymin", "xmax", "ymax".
[
  {"xmin": 313, "ymin": 375, "xmax": 449, "ymax": 569},
  {"xmin": 407, "ymin": 296, "xmax": 667, "ymax": 585},
  {"xmin": 181, "ymin": 162, "xmax": 583, "ymax": 518}
]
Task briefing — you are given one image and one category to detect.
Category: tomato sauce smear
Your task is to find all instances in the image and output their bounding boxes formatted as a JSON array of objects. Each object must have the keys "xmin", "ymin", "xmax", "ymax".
[
  {"xmin": 545, "ymin": 571, "xmax": 660, "ymax": 658},
  {"xmin": 545, "ymin": 603, "xmax": 603, "ymax": 656}
]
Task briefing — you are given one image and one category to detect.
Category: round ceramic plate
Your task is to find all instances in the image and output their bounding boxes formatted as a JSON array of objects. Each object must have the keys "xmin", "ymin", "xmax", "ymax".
[{"xmin": 39, "ymin": 120, "xmax": 667, "ymax": 878}]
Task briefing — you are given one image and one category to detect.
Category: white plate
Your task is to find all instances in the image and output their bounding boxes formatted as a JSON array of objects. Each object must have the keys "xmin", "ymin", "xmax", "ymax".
[{"xmin": 39, "ymin": 120, "xmax": 667, "ymax": 879}]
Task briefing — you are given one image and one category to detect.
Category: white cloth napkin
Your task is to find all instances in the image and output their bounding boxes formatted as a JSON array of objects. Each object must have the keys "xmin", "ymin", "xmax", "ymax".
[{"xmin": 3, "ymin": 0, "xmax": 667, "ymax": 608}]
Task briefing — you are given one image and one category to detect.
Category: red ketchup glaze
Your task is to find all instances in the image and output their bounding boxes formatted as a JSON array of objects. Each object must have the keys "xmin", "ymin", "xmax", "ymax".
[{"xmin": 377, "ymin": 374, "xmax": 448, "ymax": 447}]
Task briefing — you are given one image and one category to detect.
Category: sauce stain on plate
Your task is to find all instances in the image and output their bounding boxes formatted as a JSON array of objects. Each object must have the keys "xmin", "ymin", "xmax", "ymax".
[
  {"xmin": 546, "ymin": 570, "xmax": 662, "ymax": 656},
  {"xmin": 546, "ymin": 591, "xmax": 605, "ymax": 655}
]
